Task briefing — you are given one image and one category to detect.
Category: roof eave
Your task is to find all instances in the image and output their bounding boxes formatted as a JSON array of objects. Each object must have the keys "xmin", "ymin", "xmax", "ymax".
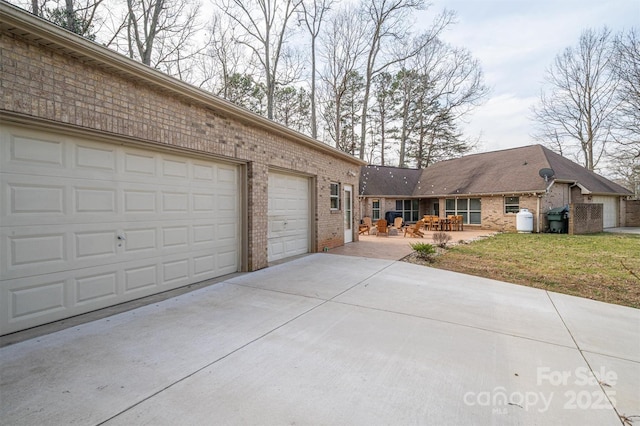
[{"xmin": 362, "ymin": 190, "xmax": 548, "ymax": 198}]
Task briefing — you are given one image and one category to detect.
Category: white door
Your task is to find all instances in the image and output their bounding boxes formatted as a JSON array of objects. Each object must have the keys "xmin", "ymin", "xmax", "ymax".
[
  {"xmin": 344, "ymin": 185, "xmax": 353, "ymax": 243},
  {"xmin": 592, "ymin": 196, "xmax": 618, "ymax": 228},
  {"xmin": 0, "ymin": 125, "xmax": 240, "ymax": 334},
  {"xmin": 268, "ymin": 172, "xmax": 310, "ymax": 262}
]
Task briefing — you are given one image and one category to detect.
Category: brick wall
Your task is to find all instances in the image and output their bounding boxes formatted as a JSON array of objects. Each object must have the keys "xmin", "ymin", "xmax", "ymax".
[
  {"xmin": 479, "ymin": 195, "xmax": 539, "ymax": 232},
  {"xmin": 625, "ymin": 200, "xmax": 640, "ymax": 226},
  {"xmin": 569, "ymin": 203, "xmax": 603, "ymax": 234},
  {"xmin": 1, "ymin": 33, "xmax": 361, "ymax": 271}
]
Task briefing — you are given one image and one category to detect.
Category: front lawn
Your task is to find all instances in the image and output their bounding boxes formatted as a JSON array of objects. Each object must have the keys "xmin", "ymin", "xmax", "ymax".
[{"xmin": 431, "ymin": 233, "xmax": 640, "ymax": 309}]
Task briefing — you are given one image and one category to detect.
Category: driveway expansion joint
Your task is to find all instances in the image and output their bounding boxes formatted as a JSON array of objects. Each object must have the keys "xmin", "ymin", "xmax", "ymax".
[
  {"xmin": 330, "ymin": 298, "xmax": 579, "ymax": 351},
  {"xmin": 544, "ymin": 290, "xmax": 626, "ymax": 422}
]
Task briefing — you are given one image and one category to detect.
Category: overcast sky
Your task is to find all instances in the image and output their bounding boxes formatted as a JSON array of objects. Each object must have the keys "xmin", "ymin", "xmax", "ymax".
[{"xmin": 420, "ymin": 0, "xmax": 639, "ymax": 154}]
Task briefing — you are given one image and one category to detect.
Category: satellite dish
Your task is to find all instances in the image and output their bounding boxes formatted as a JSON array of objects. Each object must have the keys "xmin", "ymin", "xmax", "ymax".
[{"xmin": 538, "ymin": 168, "xmax": 555, "ymax": 182}]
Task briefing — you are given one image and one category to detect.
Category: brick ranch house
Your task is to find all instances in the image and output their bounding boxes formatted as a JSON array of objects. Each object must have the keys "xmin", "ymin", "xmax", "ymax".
[
  {"xmin": 360, "ymin": 145, "xmax": 633, "ymax": 232},
  {"xmin": 0, "ymin": 3, "xmax": 365, "ymax": 334}
]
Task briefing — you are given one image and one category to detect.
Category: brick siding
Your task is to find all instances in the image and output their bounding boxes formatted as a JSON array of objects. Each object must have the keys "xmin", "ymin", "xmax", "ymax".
[
  {"xmin": 625, "ymin": 200, "xmax": 640, "ymax": 227},
  {"xmin": 1, "ymin": 33, "xmax": 361, "ymax": 271}
]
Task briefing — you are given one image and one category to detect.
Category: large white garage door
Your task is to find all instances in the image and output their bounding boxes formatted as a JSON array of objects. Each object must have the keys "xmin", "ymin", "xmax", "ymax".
[
  {"xmin": 0, "ymin": 126, "xmax": 240, "ymax": 334},
  {"xmin": 592, "ymin": 196, "xmax": 619, "ymax": 228},
  {"xmin": 268, "ymin": 172, "xmax": 310, "ymax": 262}
]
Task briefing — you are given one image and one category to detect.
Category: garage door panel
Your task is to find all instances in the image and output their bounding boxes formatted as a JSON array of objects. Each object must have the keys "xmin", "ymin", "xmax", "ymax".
[
  {"xmin": 162, "ymin": 192, "xmax": 189, "ymax": 212},
  {"xmin": 75, "ymin": 272, "xmax": 118, "ymax": 306},
  {"xmin": 9, "ymin": 232, "xmax": 66, "ymax": 267},
  {"xmin": 10, "ymin": 134, "xmax": 65, "ymax": 167},
  {"xmin": 1, "ymin": 125, "xmax": 240, "ymax": 334},
  {"xmin": 217, "ymin": 249, "xmax": 238, "ymax": 272},
  {"xmin": 193, "ymin": 224, "xmax": 215, "ymax": 244},
  {"xmin": 193, "ymin": 163, "xmax": 215, "ymax": 181},
  {"xmin": 163, "ymin": 259, "xmax": 190, "ymax": 284},
  {"xmin": 10, "ymin": 280, "xmax": 66, "ymax": 321},
  {"xmin": 75, "ymin": 231, "xmax": 118, "ymax": 258},
  {"xmin": 124, "ymin": 151, "xmax": 157, "ymax": 176},
  {"xmin": 162, "ymin": 159, "xmax": 189, "ymax": 178},
  {"xmin": 124, "ymin": 264, "xmax": 158, "ymax": 293},
  {"xmin": 122, "ymin": 228, "xmax": 157, "ymax": 252},
  {"xmin": 76, "ymin": 187, "xmax": 118, "ymax": 213},
  {"xmin": 75, "ymin": 144, "xmax": 117, "ymax": 172},
  {"xmin": 8, "ymin": 182, "xmax": 65, "ymax": 214},
  {"xmin": 123, "ymin": 190, "xmax": 157, "ymax": 213}
]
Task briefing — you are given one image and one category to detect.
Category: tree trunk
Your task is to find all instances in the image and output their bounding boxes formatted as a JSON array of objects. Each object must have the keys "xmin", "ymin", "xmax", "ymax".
[{"xmin": 66, "ymin": 0, "xmax": 74, "ymax": 31}]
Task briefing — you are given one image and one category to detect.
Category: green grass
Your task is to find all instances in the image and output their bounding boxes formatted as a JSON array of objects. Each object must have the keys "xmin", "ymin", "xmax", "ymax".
[{"xmin": 432, "ymin": 233, "xmax": 640, "ymax": 308}]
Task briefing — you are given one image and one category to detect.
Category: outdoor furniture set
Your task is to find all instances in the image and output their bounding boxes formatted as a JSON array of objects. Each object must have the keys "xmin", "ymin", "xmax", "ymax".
[{"xmin": 359, "ymin": 215, "xmax": 464, "ymax": 238}]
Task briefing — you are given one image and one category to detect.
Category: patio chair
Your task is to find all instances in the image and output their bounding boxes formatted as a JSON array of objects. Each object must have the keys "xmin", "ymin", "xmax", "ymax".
[
  {"xmin": 424, "ymin": 215, "xmax": 437, "ymax": 230},
  {"xmin": 393, "ymin": 216, "xmax": 403, "ymax": 230},
  {"xmin": 403, "ymin": 220, "xmax": 425, "ymax": 238},
  {"xmin": 376, "ymin": 219, "xmax": 389, "ymax": 237},
  {"xmin": 454, "ymin": 215, "xmax": 464, "ymax": 231},
  {"xmin": 359, "ymin": 216, "xmax": 372, "ymax": 235}
]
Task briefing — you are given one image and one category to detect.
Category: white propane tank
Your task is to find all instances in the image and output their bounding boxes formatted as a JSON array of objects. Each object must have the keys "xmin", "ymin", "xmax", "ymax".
[{"xmin": 516, "ymin": 208, "xmax": 534, "ymax": 233}]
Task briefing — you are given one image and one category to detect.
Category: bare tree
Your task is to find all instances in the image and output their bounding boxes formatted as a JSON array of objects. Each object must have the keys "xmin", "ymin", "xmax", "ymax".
[
  {"xmin": 32, "ymin": 0, "xmax": 41, "ymax": 15},
  {"xmin": 409, "ymin": 38, "xmax": 487, "ymax": 167},
  {"xmin": 356, "ymin": 0, "xmax": 453, "ymax": 159},
  {"xmin": 532, "ymin": 27, "xmax": 619, "ymax": 171},
  {"xmin": 216, "ymin": 0, "xmax": 302, "ymax": 120},
  {"xmin": 103, "ymin": 0, "xmax": 203, "ymax": 76},
  {"xmin": 16, "ymin": 0, "xmax": 103, "ymax": 38},
  {"xmin": 196, "ymin": 13, "xmax": 252, "ymax": 98},
  {"xmin": 318, "ymin": 5, "xmax": 368, "ymax": 150},
  {"xmin": 612, "ymin": 28, "xmax": 640, "ymax": 159},
  {"xmin": 300, "ymin": 0, "xmax": 333, "ymax": 139}
]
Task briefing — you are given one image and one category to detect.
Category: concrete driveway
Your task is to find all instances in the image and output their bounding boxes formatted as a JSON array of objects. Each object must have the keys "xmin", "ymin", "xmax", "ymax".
[{"xmin": 1, "ymin": 254, "xmax": 639, "ymax": 425}]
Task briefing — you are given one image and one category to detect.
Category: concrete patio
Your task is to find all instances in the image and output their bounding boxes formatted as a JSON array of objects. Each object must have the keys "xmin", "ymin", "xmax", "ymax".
[
  {"xmin": 1, "ymin": 253, "xmax": 638, "ymax": 425},
  {"xmin": 329, "ymin": 229, "xmax": 497, "ymax": 260}
]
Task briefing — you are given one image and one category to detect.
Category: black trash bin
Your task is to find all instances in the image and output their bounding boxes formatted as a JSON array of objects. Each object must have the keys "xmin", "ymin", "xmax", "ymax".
[{"xmin": 547, "ymin": 206, "xmax": 569, "ymax": 233}]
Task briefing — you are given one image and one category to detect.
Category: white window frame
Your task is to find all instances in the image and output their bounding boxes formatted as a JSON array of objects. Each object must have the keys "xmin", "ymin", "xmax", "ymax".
[
  {"xmin": 372, "ymin": 199, "xmax": 380, "ymax": 220},
  {"xmin": 330, "ymin": 182, "xmax": 340, "ymax": 210},
  {"xmin": 505, "ymin": 196, "xmax": 520, "ymax": 214},
  {"xmin": 445, "ymin": 198, "xmax": 482, "ymax": 224}
]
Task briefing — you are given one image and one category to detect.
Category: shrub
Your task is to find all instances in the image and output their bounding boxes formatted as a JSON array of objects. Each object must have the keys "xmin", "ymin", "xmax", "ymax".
[
  {"xmin": 432, "ymin": 231, "xmax": 452, "ymax": 248},
  {"xmin": 410, "ymin": 242, "xmax": 436, "ymax": 261}
]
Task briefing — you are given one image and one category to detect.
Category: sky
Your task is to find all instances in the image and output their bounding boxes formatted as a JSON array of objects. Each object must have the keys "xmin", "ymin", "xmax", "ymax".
[{"xmin": 420, "ymin": 0, "xmax": 640, "ymax": 154}]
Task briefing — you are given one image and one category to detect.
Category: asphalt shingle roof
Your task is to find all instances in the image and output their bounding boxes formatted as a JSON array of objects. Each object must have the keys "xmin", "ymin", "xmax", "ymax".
[
  {"xmin": 359, "ymin": 165, "xmax": 422, "ymax": 196},
  {"xmin": 360, "ymin": 145, "xmax": 632, "ymax": 197}
]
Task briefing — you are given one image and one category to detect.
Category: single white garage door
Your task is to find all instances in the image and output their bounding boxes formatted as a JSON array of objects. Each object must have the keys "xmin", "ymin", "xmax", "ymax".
[
  {"xmin": 268, "ymin": 172, "xmax": 310, "ymax": 262},
  {"xmin": 0, "ymin": 126, "xmax": 240, "ymax": 334},
  {"xmin": 592, "ymin": 196, "xmax": 619, "ymax": 228}
]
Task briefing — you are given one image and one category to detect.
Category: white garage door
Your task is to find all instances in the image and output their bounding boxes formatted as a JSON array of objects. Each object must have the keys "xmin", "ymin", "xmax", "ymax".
[
  {"xmin": 0, "ymin": 126, "xmax": 240, "ymax": 334},
  {"xmin": 268, "ymin": 172, "xmax": 310, "ymax": 262},
  {"xmin": 592, "ymin": 196, "xmax": 619, "ymax": 228}
]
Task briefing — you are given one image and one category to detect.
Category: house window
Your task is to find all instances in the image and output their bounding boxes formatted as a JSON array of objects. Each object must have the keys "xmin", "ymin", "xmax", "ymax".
[
  {"xmin": 330, "ymin": 183, "xmax": 340, "ymax": 210},
  {"xmin": 445, "ymin": 198, "xmax": 481, "ymax": 224},
  {"xmin": 372, "ymin": 199, "xmax": 380, "ymax": 220},
  {"xmin": 395, "ymin": 199, "xmax": 419, "ymax": 222},
  {"xmin": 505, "ymin": 196, "xmax": 520, "ymax": 214}
]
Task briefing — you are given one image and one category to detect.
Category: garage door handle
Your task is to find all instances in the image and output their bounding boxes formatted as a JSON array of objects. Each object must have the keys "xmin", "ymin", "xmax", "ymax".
[{"xmin": 117, "ymin": 234, "xmax": 126, "ymax": 241}]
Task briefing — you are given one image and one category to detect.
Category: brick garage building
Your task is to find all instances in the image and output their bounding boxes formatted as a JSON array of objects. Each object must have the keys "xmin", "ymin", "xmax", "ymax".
[{"xmin": 0, "ymin": 3, "xmax": 364, "ymax": 334}]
